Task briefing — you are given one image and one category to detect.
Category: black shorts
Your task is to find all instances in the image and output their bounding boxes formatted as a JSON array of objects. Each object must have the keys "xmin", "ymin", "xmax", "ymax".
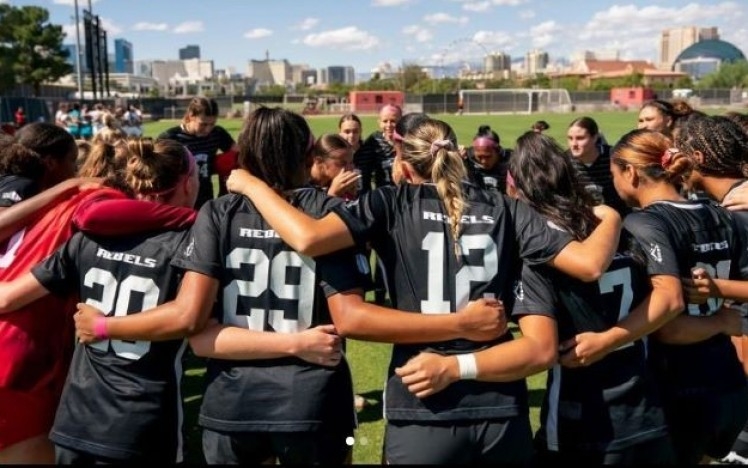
[
  {"xmin": 201, "ymin": 428, "xmax": 352, "ymax": 465},
  {"xmin": 384, "ymin": 417, "xmax": 533, "ymax": 464},
  {"xmin": 664, "ymin": 385, "xmax": 748, "ymax": 464},
  {"xmin": 534, "ymin": 433, "xmax": 676, "ymax": 465}
]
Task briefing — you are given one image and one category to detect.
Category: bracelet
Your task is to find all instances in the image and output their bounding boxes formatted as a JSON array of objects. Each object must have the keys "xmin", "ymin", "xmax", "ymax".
[
  {"xmin": 93, "ymin": 316, "xmax": 109, "ymax": 340},
  {"xmin": 455, "ymin": 353, "xmax": 478, "ymax": 380}
]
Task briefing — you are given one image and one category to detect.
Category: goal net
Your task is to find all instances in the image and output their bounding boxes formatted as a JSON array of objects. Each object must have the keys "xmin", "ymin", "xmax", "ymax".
[{"xmin": 460, "ymin": 88, "xmax": 573, "ymax": 114}]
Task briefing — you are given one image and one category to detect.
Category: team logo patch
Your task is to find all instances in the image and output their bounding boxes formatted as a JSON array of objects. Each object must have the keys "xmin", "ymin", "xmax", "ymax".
[
  {"xmin": 513, "ymin": 280, "xmax": 524, "ymax": 302},
  {"xmin": 183, "ymin": 238, "xmax": 195, "ymax": 257},
  {"xmin": 649, "ymin": 243, "xmax": 662, "ymax": 263}
]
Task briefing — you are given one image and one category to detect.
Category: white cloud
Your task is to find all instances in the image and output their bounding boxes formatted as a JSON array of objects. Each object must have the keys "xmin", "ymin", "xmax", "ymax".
[
  {"xmin": 473, "ymin": 30, "xmax": 514, "ymax": 49},
  {"xmin": 303, "ymin": 26, "xmax": 379, "ymax": 50},
  {"xmin": 52, "ymin": 0, "xmax": 99, "ymax": 5},
  {"xmin": 567, "ymin": 2, "xmax": 744, "ymax": 62},
  {"xmin": 99, "ymin": 17, "xmax": 122, "ymax": 35},
  {"xmin": 244, "ymin": 28, "xmax": 273, "ymax": 39},
  {"xmin": 293, "ymin": 18, "xmax": 319, "ymax": 31},
  {"xmin": 462, "ymin": 2, "xmax": 491, "ymax": 12},
  {"xmin": 491, "ymin": 0, "xmax": 526, "ymax": 4},
  {"xmin": 132, "ymin": 22, "xmax": 168, "ymax": 32},
  {"xmin": 519, "ymin": 9, "xmax": 535, "ymax": 19},
  {"xmin": 403, "ymin": 25, "xmax": 433, "ymax": 43},
  {"xmin": 173, "ymin": 21, "xmax": 204, "ymax": 34},
  {"xmin": 371, "ymin": 0, "xmax": 413, "ymax": 6},
  {"xmin": 423, "ymin": 13, "xmax": 468, "ymax": 25},
  {"xmin": 529, "ymin": 20, "xmax": 560, "ymax": 48}
]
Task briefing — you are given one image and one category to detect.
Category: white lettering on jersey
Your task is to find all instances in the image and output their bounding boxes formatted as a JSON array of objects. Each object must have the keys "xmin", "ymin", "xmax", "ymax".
[
  {"xmin": 692, "ymin": 240, "xmax": 729, "ymax": 253},
  {"xmin": 96, "ymin": 248, "xmax": 158, "ymax": 268},
  {"xmin": 422, "ymin": 211, "xmax": 495, "ymax": 225},
  {"xmin": 648, "ymin": 243, "xmax": 663, "ymax": 263},
  {"xmin": 1, "ymin": 191, "xmax": 21, "ymax": 202},
  {"xmin": 239, "ymin": 228, "xmax": 281, "ymax": 239}
]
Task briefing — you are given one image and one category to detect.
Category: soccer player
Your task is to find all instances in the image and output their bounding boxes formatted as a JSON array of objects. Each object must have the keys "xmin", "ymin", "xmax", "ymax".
[
  {"xmin": 309, "ymin": 134, "xmax": 361, "ymax": 200},
  {"xmin": 75, "ymin": 107, "xmax": 505, "ymax": 465},
  {"xmin": 0, "ymin": 122, "xmax": 79, "ymax": 210},
  {"xmin": 674, "ymin": 115, "xmax": 748, "ymax": 464},
  {"xmin": 158, "ymin": 97, "xmax": 238, "ymax": 209},
  {"xmin": 507, "ymin": 132, "xmax": 675, "ymax": 464},
  {"xmin": 225, "ymin": 117, "xmax": 622, "ymax": 464},
  {"xmin": 0, "ymin": 138, "xmax": 199, "ymax": 463},
  {"xmin": 463, "ymin": 124, "xmax": 512, "ymax": 194},
  {"xmin": 567, "ymin": 116, "xmax": 630, "ymax": 217},
  {"xmin": 594, "ymin": 128, "xmax": 747, "ymax": 464}
]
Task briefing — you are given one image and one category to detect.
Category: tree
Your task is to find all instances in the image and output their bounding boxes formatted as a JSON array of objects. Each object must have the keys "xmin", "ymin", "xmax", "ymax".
[
  {"xmin": 696, "ymin": 59, "xmax": 748, "ymax": 89},
  {"xmin": 0, "ymin": 4, "xmax": 72, "ymax": 95}
]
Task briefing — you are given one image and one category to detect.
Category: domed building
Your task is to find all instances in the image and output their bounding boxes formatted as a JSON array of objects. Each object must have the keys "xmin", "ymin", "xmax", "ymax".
[{"xmin": 673, "ymin": 39, "xmax": 746, "ymax": 80}]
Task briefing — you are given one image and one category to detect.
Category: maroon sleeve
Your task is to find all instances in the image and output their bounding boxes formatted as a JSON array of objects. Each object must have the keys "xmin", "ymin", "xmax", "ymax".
[{"xmin": 73, "ymin": 198, "xmax": 197, "ymax": 235}]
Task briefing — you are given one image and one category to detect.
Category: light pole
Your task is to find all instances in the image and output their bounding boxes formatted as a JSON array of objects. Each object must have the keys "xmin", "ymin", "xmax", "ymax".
[{"xmin": 74, "ymin": 0, "xmax": 83, "ymax": 99}]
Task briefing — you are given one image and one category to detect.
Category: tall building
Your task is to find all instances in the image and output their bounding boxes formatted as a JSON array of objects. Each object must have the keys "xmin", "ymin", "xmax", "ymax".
[
  {"xmin": 485, "ymin": 52, "xmax": 511, "ymax": 73},
  {"xmin": 320, "ymin": 66, "xmax": 355, "ymax": 85},
  {"xmin": 246, "ymin": 59, "xmax": 292, "ymax": 87},
  {"xmin": 113, "ymin": 38, "xmax": 133, "ymax": 74},
  {"xmin": 659, "ymin": 26, "xmax": 719, "ymax": 70},
  {"xmin": 179, "ymin": 45, "xmax": 201, "ymax": 60},
  {"xmin": 525, "ymin": 49, "xmax": 549, "ymax": 75}
]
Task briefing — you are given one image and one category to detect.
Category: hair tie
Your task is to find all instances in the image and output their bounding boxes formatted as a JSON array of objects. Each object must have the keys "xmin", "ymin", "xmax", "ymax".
[
  {"xmin": 430, "ymin": 139, "xmax": 454, "ymax": 156},
  {"xmin": 472, "ymin": 136, "xmax": 498, "ymax": 149},
  {"xmin": 661, "ymin": 147, "xmax": 678, "ymax": 169},
  {"xmin": 506, "ymin": 170, "xmax": 515, "ymax": 189}
]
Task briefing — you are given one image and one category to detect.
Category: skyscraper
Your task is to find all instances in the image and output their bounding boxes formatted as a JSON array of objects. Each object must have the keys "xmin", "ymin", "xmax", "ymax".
[
  {"xmin": 179, "ymin": 45, "xmax": 201, "ymax": 60},
  {"xmin": 114, "ymin": 39, "xmax": 133, "ymax": 74}
]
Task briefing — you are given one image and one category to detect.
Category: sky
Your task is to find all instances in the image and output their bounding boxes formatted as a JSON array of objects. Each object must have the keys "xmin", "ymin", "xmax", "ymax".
[{"xmin": 5, "ymin": 0, "xmax": 748, "ymax": 74}]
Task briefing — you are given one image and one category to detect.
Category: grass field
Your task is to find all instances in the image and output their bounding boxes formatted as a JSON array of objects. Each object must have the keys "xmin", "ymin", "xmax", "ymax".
[{"xmin": 142, "ymin": 110, "xmax": 655, "ymax": 464}]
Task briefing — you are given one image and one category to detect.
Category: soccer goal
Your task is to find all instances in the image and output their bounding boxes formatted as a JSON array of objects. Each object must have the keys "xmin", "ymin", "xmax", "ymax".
[{"xmin": 459, "ymin": 88, "xmax": 573, "ymax": 114}]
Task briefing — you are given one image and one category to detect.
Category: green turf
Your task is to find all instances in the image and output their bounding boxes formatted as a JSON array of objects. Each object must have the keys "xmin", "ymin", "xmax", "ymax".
[
  {"xmin": 143, "ymin": 111, "xmax": 641, "ymax": 464},
  {"xmin": 145, "ymin": 110, "xmax": 646, "ymax": 150}
]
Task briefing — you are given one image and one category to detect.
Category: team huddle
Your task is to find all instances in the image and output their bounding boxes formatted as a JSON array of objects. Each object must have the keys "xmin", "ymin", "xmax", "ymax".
[{"xmin": 1, "ymin": 96, "xmax": 748, "ymax": 464}]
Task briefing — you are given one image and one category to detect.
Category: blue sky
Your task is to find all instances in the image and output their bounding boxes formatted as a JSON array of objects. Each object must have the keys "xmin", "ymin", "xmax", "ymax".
[{"xmin": 6, "ymin": 0, "xmax": 748, "ymax": 73}]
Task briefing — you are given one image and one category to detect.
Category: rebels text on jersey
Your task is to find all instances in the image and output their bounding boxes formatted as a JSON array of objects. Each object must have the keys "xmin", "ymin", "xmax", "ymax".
[
  {"xmin": 173, "ymin": 191, "xmax": 370, "ymax": 433},
  {"xmin": 32, "ymin": 228, "xmax": 191, "ymax": 461},
  {"xmin": 330, "ymin": 182, "xmax": 573, "ymax": 422},
  {"xmin": 516, "ymin": 250, "xmax": 668, "ymax": 452},
  {"xmin": 624, "ymin": 200, "xmax": 746, "ymax": 393}
]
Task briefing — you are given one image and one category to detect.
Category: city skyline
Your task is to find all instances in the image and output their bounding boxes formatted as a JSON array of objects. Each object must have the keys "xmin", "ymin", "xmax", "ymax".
[{"xmin": 5, "ymin": 0, "xmax": 747, "ymax": 73}]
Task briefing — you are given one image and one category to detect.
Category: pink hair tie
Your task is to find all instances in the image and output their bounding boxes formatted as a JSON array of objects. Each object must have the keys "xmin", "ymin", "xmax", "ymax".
[
  {"xmin": 472, "ymin": 137, "xmax": 498, "ymax": 149},
  {"xmin": 661, "ymin": 147, "xmax": 678, "ymax": 169},
  {"xmin": 430, "ymin": 139, "xmax": 454, "ymax": 156},
  {"xmin": 506, "ymin": 170, "xmax": 516, "ymax": 189}
]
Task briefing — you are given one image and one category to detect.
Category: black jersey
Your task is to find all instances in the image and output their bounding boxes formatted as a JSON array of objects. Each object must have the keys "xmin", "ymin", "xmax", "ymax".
[
  {"xmin": 331, "ymin": 182, "xmax": 572, "ymax": 422},
  {"xmin": 570, "ymin": 146, "xmax": 630, "ymax": 217},
  {"xmin": 354, "ymin": 131, "xmax": 395, "ymax": 194},
  {"xmin": 624, "ymin": 200, "xmax": 746, "ymax": 393},
  {"xmin": 158, "ymin": 125, "xmax": 235, "ymax": 209},
  {"xmin": 464, "ymin": 150, "xmax": 511, "ymax": 194},
  {"xmin": 516, "ymin": 250, "xmax": 668, "ymax": 452},
  {"xmin": 0, "ymin": 174, "xmax": 37, "ymax": 207},
  {"xmin": 32, "ymin": 228, "xmax": 191, "ymax": 462},
  {"xmin": 173, "ymin": 191, "xmax": 370, "ymax": 433}
]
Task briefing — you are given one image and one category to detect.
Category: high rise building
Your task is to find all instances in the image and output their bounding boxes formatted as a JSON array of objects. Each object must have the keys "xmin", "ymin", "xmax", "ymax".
[
  {"xmin": 320, "ymin": 66, "xmax": 355, "ymax": 85},
  {"xmin": 179, "ymin": 45, "xmax": 201, "ymax": 60},
  {"xmin": 113, "ymin": 38, "xmax": 133, "ymax": 74},
  {"xmin": 485, "ymin": 52, "xmax": 511, "ymax": 73},
  {"xmin": 659, "ymin": 26, "xmax": 719, "ymax": 69},
  {"xmin": 525, "ymin": 49, "xmax": 549, "ymax": 75}
]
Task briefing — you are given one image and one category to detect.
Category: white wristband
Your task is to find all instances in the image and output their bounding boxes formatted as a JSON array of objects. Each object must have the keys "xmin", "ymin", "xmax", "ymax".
[{"xmin": 455, "ymin": 353, "xmax": 478, "ymax": 380}]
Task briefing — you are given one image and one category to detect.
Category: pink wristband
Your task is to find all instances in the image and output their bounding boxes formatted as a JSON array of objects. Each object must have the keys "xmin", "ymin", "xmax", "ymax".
[{"xmin": 94, "ymin": 316, "xmax": 109, "ymax": 340}]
